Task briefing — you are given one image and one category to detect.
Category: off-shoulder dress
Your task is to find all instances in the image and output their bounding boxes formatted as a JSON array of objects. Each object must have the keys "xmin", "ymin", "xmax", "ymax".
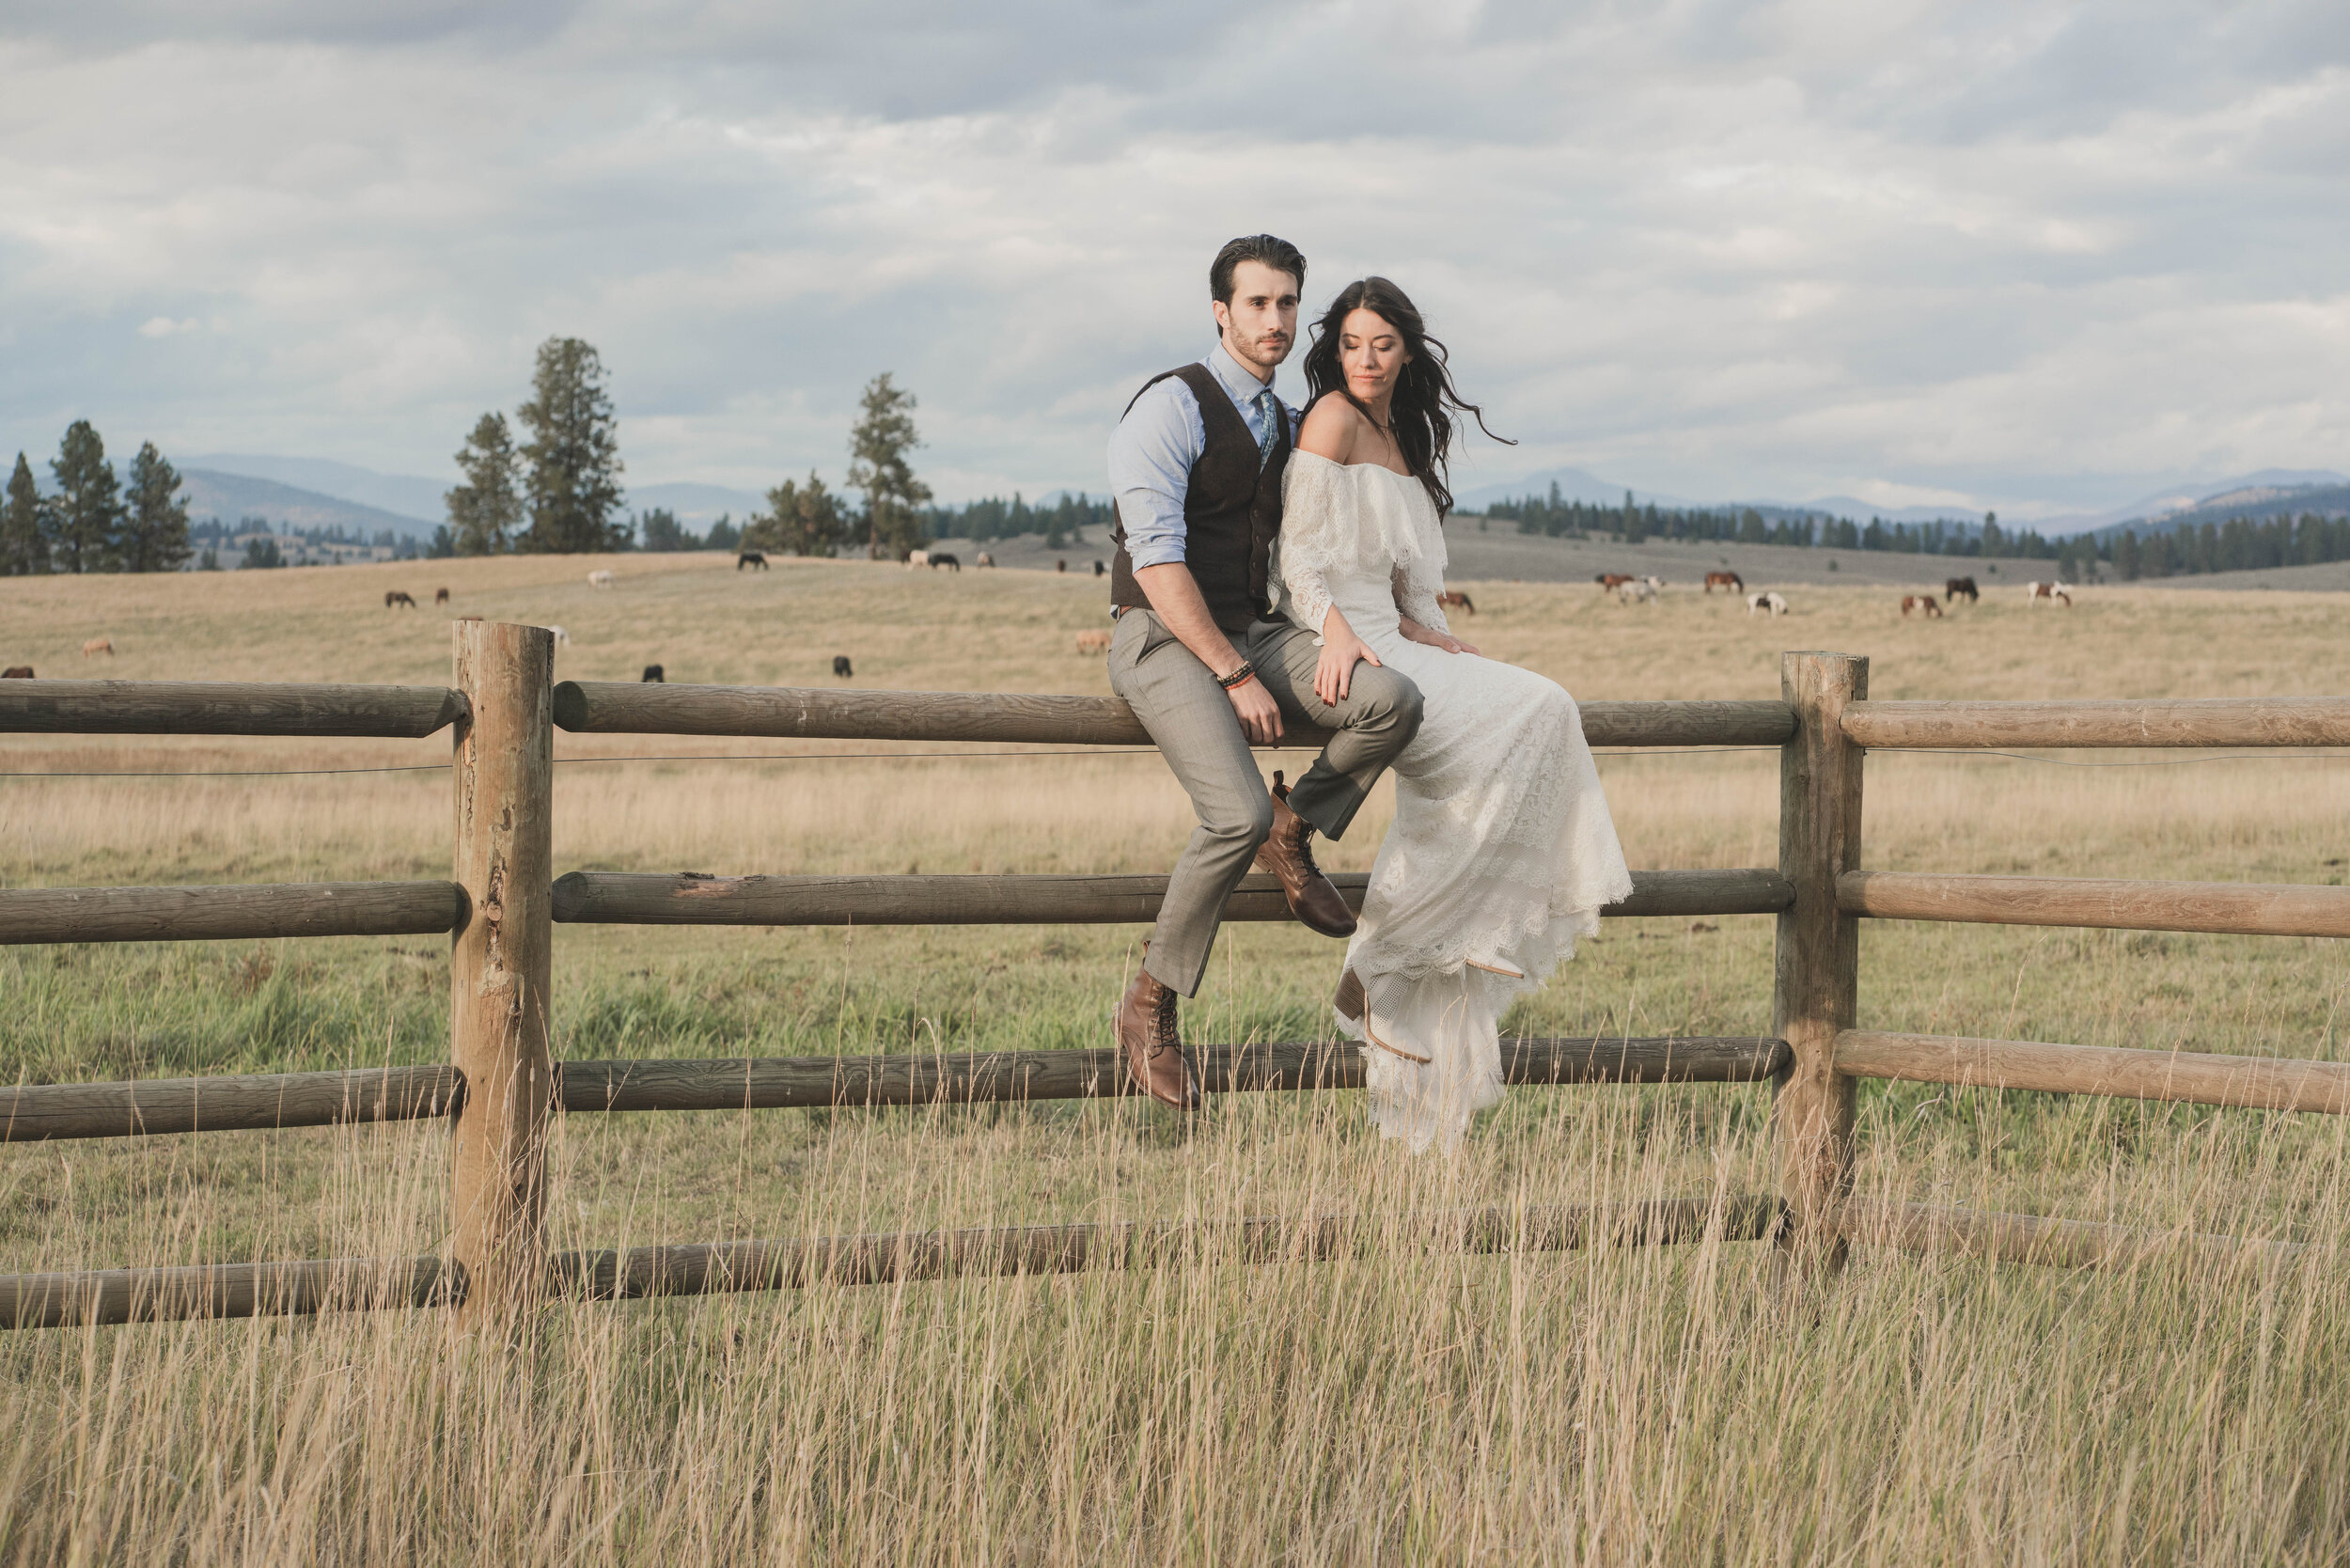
[{"xmin": 1277, "ymin": 450, "xmax": 1634, "ymax": 1152}]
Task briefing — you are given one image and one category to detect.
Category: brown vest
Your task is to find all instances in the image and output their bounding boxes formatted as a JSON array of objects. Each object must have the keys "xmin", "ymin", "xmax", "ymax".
[{"xmin": 1109, "ymin": 363, "xmax": 1291, "ymax": 633}]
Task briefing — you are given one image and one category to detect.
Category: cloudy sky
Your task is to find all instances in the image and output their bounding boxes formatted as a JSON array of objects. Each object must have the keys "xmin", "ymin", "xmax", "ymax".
[{"xmin": 2, "ymin": 0, "xmax": 2345, "ymax": 518}]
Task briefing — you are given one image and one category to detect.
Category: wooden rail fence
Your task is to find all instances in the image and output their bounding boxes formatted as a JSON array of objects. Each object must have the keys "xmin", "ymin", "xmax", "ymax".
[{"xmin": 1, "ymin": 629, "xmax": 2343, "ymax": 1325}]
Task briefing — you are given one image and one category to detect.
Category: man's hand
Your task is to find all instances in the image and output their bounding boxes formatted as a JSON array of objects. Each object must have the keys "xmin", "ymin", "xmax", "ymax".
[
  {"xmin": 1132, "ymin": 560, "xmax": 1285, "ymax": 743},
  {"xmin": 1228, "ymin": 677, "xmax": 1284, "ymax": 744}
]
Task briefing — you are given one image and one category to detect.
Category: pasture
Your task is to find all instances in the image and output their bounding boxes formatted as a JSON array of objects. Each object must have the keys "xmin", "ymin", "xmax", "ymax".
[{"xmin": 3, "ymin": 552, "xmax": 2349, "ymax": 1561}]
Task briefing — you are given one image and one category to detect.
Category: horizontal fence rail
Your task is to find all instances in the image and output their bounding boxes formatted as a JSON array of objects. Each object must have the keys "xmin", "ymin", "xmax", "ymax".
[
  {"xmin": 0, "ymin": 1198, "xmax": 1777, "ymax": 1328},
  {"xmin": 0, "ymin": 1256, "xmax": 460, "ymax": 1330},
  {"xmin": 0, "ymin": 1037, "xmax": 1792, "ymax": 1144},
  {"xmin": 558, "ymin": 1036, "xmax": 1793, "ymax": 1113},
  {"xmin": 551, "ymin": 867, "xmax": 1794, "ymax": 927},
  {"xmin": 549, "ymin": 1198, "xmax": 1781, "ymax": 1302},
  {"xmin": 1836, "ymin": 871, "xmax": 2350, "ymax": 938},
  {"xmin": 1836, "ymin": 1031, "xmax": 2350, "ymax": 1116},
  {"xmin": 0, "ymin": 680, "xmax": 468, "ymax": 738},
  {"xmin": 0, "ymin": 1066, "xmax": 461, "ymax": 1143},
  {"xmin": 0, "ymin": 881, "xmax": 466, "ymax": 946},
  {"xmin": 550, "ymin": 682, "xmax": 1797, "ymax": 750},
  {"xmin": 1841, "ymin": 696, "xmax": 2350, "ymax": 750},
  {"xmin": 1839, "ymin": 1201, "xmax": 2310, "ymax": 1273}
]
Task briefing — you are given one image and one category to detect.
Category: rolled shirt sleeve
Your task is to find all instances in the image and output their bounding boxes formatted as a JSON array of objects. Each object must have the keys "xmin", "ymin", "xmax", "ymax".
[{"xmin": 1106, "ymin": 376, "xmax": 1203, "ymax": 571}]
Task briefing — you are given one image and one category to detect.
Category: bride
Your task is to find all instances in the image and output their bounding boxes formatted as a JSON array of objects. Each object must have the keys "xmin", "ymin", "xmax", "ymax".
[{"xmin": 1275, "ymin": 277, "xmax": 1633, "ymax": 1153}]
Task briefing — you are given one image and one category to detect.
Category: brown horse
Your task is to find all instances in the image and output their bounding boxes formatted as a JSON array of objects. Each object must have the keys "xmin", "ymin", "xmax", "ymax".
[
  {"xmin": 1704, "ymin": 571, "xmax": 1744, "ymax": 594},
  {"xmin": 1437, "ymin": 590, "xmax": 1475, "ymax": 616},
  {"xmin": 384, "ymin": 590, "xmax": 417, "ymax": 609},
  {"xmin": 1902, "ymin": 595, "xmax": 1942, "ymax": 619}
]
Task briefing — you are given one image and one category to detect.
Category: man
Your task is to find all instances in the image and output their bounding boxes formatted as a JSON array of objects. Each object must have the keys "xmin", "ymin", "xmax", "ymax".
[{"xmin": 1104, "ymin": 233, "xmax": 1425, "ymax": 1111}]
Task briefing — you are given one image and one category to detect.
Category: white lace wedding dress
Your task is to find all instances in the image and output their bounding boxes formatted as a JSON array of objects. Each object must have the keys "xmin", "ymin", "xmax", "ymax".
[{"xmin": 1277, "ymin": 450, "xmax": 1634, "ymax": 1153}]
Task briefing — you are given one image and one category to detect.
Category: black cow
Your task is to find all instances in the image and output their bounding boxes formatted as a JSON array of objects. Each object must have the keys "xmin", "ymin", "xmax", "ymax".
[
  {"xmin": 832, "ymin": 655, "xmax": 854, "ymax": 679},
  {"xmin": 641, "ymin": 665, "xmax": 665, "ymax": 682},
  {"xmin": 738, "ymin": 552, "xmax": 770, "ymax": 571}
]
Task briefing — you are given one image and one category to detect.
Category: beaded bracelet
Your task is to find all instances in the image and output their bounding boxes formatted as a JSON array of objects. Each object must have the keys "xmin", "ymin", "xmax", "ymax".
[{"xmin": 1215, "ymin": 659, "xmax": 1257, "ymax": 690}]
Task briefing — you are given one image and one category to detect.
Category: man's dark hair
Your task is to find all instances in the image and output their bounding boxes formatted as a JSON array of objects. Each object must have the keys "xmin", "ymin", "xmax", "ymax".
[{"xmin": 1210, "ymin": 235, "xmax": 1307, "ymax": 305}]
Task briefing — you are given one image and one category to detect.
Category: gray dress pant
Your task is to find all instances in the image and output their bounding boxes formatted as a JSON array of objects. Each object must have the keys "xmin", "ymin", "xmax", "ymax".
[{"xmin": 1107, "ymin": 609, "xmax": 1423, "ymax": 996}]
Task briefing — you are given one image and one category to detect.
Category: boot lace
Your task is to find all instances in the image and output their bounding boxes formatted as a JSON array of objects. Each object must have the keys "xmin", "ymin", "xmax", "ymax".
[{"xmin": 1152, "ymin": 984, "xmax": 1182, "ymax": 1051}]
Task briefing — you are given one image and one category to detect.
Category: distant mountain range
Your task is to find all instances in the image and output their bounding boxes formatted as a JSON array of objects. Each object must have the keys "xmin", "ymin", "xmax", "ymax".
[{"xmin": 180, "ymin": 455, "xmax": 769, "ymax": 537}]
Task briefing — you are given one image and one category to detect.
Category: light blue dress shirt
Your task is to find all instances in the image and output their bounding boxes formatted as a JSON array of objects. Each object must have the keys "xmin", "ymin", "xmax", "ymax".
[{"xmin": 1107, "ymin": 340, "xmax": 1300, "ymax": 571}]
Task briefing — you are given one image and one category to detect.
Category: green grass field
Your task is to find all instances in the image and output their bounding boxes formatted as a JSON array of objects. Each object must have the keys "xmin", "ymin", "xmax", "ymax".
[{"xmin": 2, "ymin": 553, "xmax": 2347, "ymax": 1561}]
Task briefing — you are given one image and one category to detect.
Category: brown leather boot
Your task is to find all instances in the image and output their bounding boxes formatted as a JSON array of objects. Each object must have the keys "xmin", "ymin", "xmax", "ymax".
[
  {"xmin": 1118, "ymin": 962, "xmax": 1198, "ymax": 1111},
  {"xmin": 1255, "ymin": 772, "xmax": 1357, "ymax": 938}
]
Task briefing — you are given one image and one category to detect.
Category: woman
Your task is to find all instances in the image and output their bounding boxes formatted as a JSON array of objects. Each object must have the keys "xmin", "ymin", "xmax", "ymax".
[{"xmin": 1276, "ymin": 277, "xmax": 1632, "ymax": 1153}]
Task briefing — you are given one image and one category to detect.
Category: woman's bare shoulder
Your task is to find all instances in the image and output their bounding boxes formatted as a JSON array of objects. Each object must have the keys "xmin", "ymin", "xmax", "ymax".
[{"xmin": 1297, "ymin": 393, "xmax": 1370, "ymax": 463}]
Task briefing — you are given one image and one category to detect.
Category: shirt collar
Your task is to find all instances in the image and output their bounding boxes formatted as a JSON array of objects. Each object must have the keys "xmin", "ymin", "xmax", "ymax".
[{"xmin": 1207, "ymin": 338, "xmax": 1277, "ymax": 408}]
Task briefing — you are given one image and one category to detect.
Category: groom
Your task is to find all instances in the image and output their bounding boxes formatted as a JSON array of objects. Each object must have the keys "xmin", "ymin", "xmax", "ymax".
[{"xmin": 1104, "ymin": 233, "xmax": 1425, "ymax": 1111}]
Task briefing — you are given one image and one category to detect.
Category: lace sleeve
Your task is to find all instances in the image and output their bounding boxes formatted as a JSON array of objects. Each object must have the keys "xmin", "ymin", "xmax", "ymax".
[
  {"xmin": 1393, "ymin": 492, "xmax": 1451, "ymax": 633},
  {"xmin": 1392, "ymin": 563, "xmax": 1449, "ymax": 635}
]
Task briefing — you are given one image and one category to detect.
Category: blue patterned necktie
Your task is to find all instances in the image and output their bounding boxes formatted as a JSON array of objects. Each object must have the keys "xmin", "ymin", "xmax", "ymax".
[{"xmin": 1254, "ymin": 390, "xmax": 1278, "ymax": 466}]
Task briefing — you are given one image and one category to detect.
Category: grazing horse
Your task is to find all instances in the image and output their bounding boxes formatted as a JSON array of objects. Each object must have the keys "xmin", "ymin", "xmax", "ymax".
[
  {"xmin": 1093, "ymin": 559, "xmax": 1107, "ymax": 577},
  {"xmin": 1, "ymin": 666, "xmax": 32, "ymax": 679},
  {"xmin": 540, "ymin": 624, "xmax": 570, "ymax": 646},
  {"xmin": 641, "ymin": 665, "xmax": 665, "ymax": 683},
  {"xmin": 1747, "ymin": 591, "xmax": 1788, "ymax": 617},
  {"xmin": 1945, "ymin": 576, "xmax": 1980, "ymax": 604},
  {"xmin": 1057, "ymin": 559, "xmax": 1068, "ymax": 573},
  {"xmin": 832, "ymin": 655, "xmax": 854, "ymax": 678},
  {"xmin": 1437, "ymin": 589, "xmax": 1475, "ymax": 616},
  {"xmin": 905, "ymin": 549, "xmax": 929, "ymax": 569},
  {"xmin": 2026, "ymin": 581, "xmax": 2074, "ymax": 607},
  {"xmin": 434, "ymin": 588, "xmax": 450, "ymax": 605},
  {"xmin": 737, "ymin": 551, "xmax": 769, "ymax": 571},
  {"xmin": 1704, "ymin": 571, "xmax": 1744, "ymax": 594},
  {"xmin": 1902, "ymin": 595, "xmax": 1942, "ymax": 619},
  {"xmin": 588, "ymin": 570, "xmax": 615, "ymax": 589},
  {"xmin": 976, "ymin": 553, "xmax": 995, "ymax": 568},
  {"xmin": 928, "ymin": 553, "xmax": 961, "ymax": 572},
  {"xmin": 82, "ymin": 637, "xmax": 115, "ymax": 657},
  {"xmin": 1596, "ymin": 572, "xmax": 1634, "ymax": 591},
  {"xmin": 384, "ymin": 589, "xmax": 417, "ymax": 609},
  {"xmin": 1075, "ymin": 629, "xmax": 1111, "ymax": 654}
]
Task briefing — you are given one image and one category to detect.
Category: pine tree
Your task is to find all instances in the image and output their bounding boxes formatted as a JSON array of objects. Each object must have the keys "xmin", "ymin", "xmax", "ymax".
[
  {"xmin": 515, "ymin": 338, "xmax": 626, "ymax": 554},
  {"xmin": 847, "ymin": 373, "xmax": 932, "ymax": 560},
  {"xmin": 49, "ymin": 421, "xmax": 124, "ymax": 573},
  {"xmin": 1, "ymin": 453, "xmax": 47, "ymax": 576},
  {"xmin": 446, "ymin": 412, "xmax": 523, "ymax": 556},
  {"xmin": 745, "ymin": 472, "xmax": 845, "ymax": 557},
  {"xmin": 119, "ymin": 442, "xmax": 195, "ymax": 572}
]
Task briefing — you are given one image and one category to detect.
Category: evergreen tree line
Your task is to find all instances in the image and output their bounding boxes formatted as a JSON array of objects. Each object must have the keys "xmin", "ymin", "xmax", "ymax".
[
  {"xmin": 1481, "ymin": 483, "xmax": 2350, "ymax": 583},
  {"xmin": 920, "ymin": 491, "xmax": 1115, "ymax": 547},
  {"xmin": 2105, "ymin": 512, "xmax": 2350, "ymax": 580},
  {"xmin": 0, "ymin": 422, "xmax": 194, "ymax": 575}
]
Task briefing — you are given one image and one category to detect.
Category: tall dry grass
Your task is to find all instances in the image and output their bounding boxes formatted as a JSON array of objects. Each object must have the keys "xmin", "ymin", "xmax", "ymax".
[{"xmin": 2, "ymin": 557, "xmax": 2348, "ymax": 1560}]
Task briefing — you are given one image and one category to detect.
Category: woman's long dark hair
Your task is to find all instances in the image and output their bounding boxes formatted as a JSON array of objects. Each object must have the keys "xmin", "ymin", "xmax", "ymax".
[{"xmin": 1301, "ymin": 276, "xmax": 1511, "ymax": 517}]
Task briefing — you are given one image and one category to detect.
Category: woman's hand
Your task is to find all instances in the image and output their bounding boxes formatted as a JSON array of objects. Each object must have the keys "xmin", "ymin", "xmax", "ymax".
[
  {"xmin": 1398, "ymin": 616, "xmax": 1480, "ymax": 657},
  {"xmin": 1314, "ymin": 608, "xmax": 1383, "ymax": 705}
]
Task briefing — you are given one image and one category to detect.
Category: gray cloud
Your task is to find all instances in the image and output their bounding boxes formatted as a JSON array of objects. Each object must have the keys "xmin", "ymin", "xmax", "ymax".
[{"xmin": 1, "ymin": 1, "xmax": 2345, "ymax": 520}]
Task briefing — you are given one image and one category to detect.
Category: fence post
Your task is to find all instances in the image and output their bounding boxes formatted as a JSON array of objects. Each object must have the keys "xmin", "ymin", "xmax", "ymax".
[
  {"xmin": 449, "ymin": 622, "xmax": 556, "ymax": 1323},
  {"xmin": 1773, "ymin": 651, "xmax": 1867, "ymax": 1273}
]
